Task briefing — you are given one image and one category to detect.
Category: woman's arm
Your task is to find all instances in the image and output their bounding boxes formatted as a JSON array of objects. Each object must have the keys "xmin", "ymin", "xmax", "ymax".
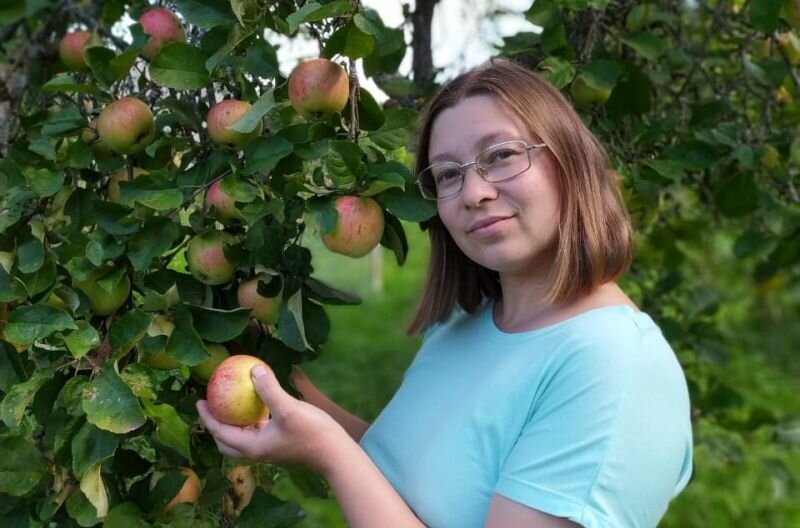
[
  {"xmin": 290, "ymin": 366, "xmax": 370, "ymax": 442},
  {"xmin": 196, "ymin": 364, "xmax": 425, "ymax": 528}
]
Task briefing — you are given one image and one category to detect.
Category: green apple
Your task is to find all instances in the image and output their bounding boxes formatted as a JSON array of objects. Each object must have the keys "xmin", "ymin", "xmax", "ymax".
[
  {"xmin": 74, "ymin": 269, "xmax": 131, "ymax": 316},
  {"xmin": 190, "ymin": 343, "xmax": 230, "ymax": 382}
]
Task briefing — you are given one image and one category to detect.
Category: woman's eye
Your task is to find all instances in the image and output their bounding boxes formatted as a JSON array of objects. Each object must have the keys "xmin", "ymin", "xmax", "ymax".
[
  {"xmin": 486, "ymin": 149, "xmax": 515, "ymax": 164},
  {"xmin": 436, "ymin": 170, "xmax": 461, "ymax": 183}
]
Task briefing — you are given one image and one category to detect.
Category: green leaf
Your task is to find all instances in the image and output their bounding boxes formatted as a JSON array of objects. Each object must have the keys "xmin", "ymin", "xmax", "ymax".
[
  {"xmin": 622, "ymin": 31, "xmax": 667, "ymax": 60},
  {"xmin": 104, "ymin": 503, "xmax": 151, "ymax": 528},
  {"xmin": 24, "ymin": 167, "xmax": 63, "ymax": 197},
  {"xmin": 127, "ymin": 217, "xmax": 180, "ymax": 271},
  {"xmin": 525, "ymin": 0, "xmax": 560, "ymax": 27},
  {"xmin": 205, "ymin": 23, "xmax": 255, "ymax": 73},
  {"xmin": 141, "ymin": 400, "xmax": 192, "ymax": 462},
  {"xmin": 243, "ymin": 136, "xmax": 294, "ymax": 176},
  {"xmin": 236, "ymin": 488, "xmax": 305, "ymax": 528},
  {"xmin": 64, "ymin": 320, "xmax": 101, "ymax": 359},
  {"xmin": 0, "ymin": 342, "xmax": 27, "ymax": 392},
  {"xmin": 150, "ymin": 43, "xmax": 211, "ymax": 89},
  {"xmin": 643, "ymin": 159, "xmax": 684, "ymax": 181},
  {"xmin": 750, "ymin": 0, "xmax": 782, "ymax": 32},
  {"xmin": 186, "ymin": 305, "xmax": 251, "ymax": 343},
  {"xmin": 4, "ymin": 304, "xmax": 76, "ymax": 345},
  {"xmin": 0, "ymin": 433, "xmax": 48, "ymax": 496},
  {"xmin": 79, "ymin": 463, "xmax": 108, "ymax": 518},
  {"xmin": 41, "ymin": 107, "xmax": 85, "ymax": 136},
  {"xmin": 71, "ymin": 421, "xmax": 118, "ymax": 478},
  {"xmin": 364, "ymin": 161, "xmax": 408, "ymax": 196},
  {"xmin": 323, "ymin": 18, "xmax": 375, "ymax": 60},
  {"xmin": 229, "ymin": 89, "xmax": 275, "ymax": 133},
  {"xmin": 108, "ymin": 309, "xmax": 153, "ymax": 359},
  {"xmin": 287, "ymin": 0, "xmax": 351, "ymax": 33},
  {"xmin": 368, "ymin": 108, "xmax": 416, "ymax": 150},
  {"xmin": 580, "ymin": 60, "xmax": 623, "ymax": 90},
  {"xmin": 84, "ymin": 46, "xmax": 119, "ymax": 87},
  {"xmin": 243, "ymin": 39, "xmax": 280, "ymax": 79},
  {"xmin": 380, "ymin": 211, "xmax": 408, "ymax": 266},
  {"xmin": 175, "ymin": 0, "xmax": 237, "ymax": 28},
  {"xmin": 663, "ymin": 141, "xmax": 717, "ymax": 171},
  {"xmin": 356, "ymin": 88, "xmax": 385, "ymax": 131},
  {"xmin": 16, "ymin": 235, "xmax": 44, "ymax": 274},
  {"xmin": 118, "ymin": 172, "xmax": 183, "ymax": 210},
  {"xmin": 307, "ymin": 197, "xmax": 339, "ymax": 235},
  {"xmin": 537, "ymin": 57, "xmax": 575, "ymax": 89},
  {"xmin": 326, "ymin": 140, "xmax": 365, "ymax": 187},
  {"xmin": 41, "ymin": 74, "xmax": 101, "ymax": 94},
  {"xmin": 381, "ymin": 189, "xmax": 437, "ymax": 222},
  {"xmin": 0, "ymin": 370, "xmax": 55, "ymax": 428},
  {"xmin": 165, "ymin": 305, "xmax": 209, "ymax": 366},
  {"xmin": 304, "ymin": 276, "xmax": 361, "ymax": 305},
  {"xmin": 82, "ymin": 363, "xmax": 146, "ymax": 434},
  {"xmin": 277, "ymin": 290, "xmax": 309, "ymax": 351},
  {"xmin": 714, "ymin": 173, "xmax": 759, "ymax": 217}
]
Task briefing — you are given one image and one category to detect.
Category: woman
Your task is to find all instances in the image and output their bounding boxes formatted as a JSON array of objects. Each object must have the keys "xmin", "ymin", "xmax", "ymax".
[{"xmin": 197, "ymin": 59, "xmax": 693, "ymax": 527}]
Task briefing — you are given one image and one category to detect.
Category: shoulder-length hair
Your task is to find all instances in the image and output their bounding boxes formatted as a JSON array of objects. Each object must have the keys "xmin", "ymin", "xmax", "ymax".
[{"xmin": 407, "ymin": 59, "xmax": 632, "ymax": 336}]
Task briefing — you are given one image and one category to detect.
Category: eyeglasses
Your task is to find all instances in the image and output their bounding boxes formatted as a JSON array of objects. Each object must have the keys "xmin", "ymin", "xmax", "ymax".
[{"xmin": 416, "ymin": 140, "xmax": 547, "ymax": 200}]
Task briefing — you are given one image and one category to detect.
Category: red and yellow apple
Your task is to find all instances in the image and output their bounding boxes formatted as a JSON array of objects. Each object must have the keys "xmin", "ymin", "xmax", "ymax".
[
  {"xmin": 237, "ymin": 276, "xmax": 281, "ymax": 325},
  {"xmin": 207, "ymin": 355, "xmax": 270, "ymax": 426},
  {"xmin": 186, "ymin": 231, "xmax": 236, "ymax": 285},
  {"xmin": 206, "ymin": 99, "xmax": 262, "ymax": 149},
  {"xmin": 288, "ymin": 58, "xmax": 349, "ymax": 119},
  {"xmin": 59, "ymin": 31, "xmax": 91, "ymax": 72},
  {"xmin": 139, "ymin": 7, "xmax": 186, "ymax": 60},
  {"xmin": 151, "ymin": 467, "xmax": 201, "ymax": 514},
  {"xmin": 97, "ymin": 97, "xmax": 156, "ymax": 155},
  {"xmin": 322, "ymin": 196, "xmax": 385, "ymax": 258}
]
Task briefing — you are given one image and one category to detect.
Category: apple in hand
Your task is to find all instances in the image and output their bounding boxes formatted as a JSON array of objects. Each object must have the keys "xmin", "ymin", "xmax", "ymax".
[
  {"xmin": 322, "ymin": 196, "xmax": 385, "ymax": 258},
  {"xmin": 150, "ymin": 467, "xmax": 201, "ymax": 514},
  {"xmin": 97, "ymin": 97, "xmax": 156, "ymax": 154},
  {"xmin": 206, "ymin": 99, "xmax": 262, "ymax": 149},
  {"xmin": 186, "ymin": 231, "xmax": 236, "ymax": 285},
  {"xmin": 206, "ymin": 355, "xmax": 270, "ymax": 426},
  {"xmin": 190, "ymin": 343, "xmax": 230, "ymax": 383},
  {"xmin": 59, "ymin": 31, "xmax": 91, "ymax": 72},
  {"xmin": 73, "ymin": 269, "xmax": 131, "ymax": 316},
  {"xmin": 139, "ymin": 7, "xmax": 186, "ymax": 60},
  {"xmin": 288, "ymin": 58, "xmax": 349, "ymax": 119},
  {"xmin": 237, "ymin": 276, "xmax": 281, "ymax": 325}
]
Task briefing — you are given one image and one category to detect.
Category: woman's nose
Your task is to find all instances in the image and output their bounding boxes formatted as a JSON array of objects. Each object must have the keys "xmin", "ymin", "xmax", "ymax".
[{"xmin": 459, "ymin": 164, "xmax": 497, "ymax": 207}]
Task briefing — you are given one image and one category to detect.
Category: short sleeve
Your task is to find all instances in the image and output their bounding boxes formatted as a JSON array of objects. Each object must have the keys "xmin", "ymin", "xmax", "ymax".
[{"xmin": 494, "ymin": 334, "xmax": 692, "ymax": 528}]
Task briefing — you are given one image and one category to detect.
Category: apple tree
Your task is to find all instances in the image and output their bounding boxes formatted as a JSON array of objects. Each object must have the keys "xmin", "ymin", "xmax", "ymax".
[{"xmin": 0, "ymin": 0, "xmax": 431, "ymax": 525}]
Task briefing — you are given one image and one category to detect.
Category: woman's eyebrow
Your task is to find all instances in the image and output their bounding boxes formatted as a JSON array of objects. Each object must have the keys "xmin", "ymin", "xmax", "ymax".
[{"xmin": 428, "ymin": 131, "xmax": 518, "ymax": 164}]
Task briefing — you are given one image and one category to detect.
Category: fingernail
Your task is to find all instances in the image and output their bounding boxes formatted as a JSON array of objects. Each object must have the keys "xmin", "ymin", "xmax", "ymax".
[{"xmin": 251, "ymin": 365, "xmax": 267, "ymax": 379}]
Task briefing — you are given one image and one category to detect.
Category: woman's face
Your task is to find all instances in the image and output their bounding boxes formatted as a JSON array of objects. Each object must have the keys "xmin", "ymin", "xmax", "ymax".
[{"xmin": 429, "ymin": 94, "xmax": 562, "ymax": 278}]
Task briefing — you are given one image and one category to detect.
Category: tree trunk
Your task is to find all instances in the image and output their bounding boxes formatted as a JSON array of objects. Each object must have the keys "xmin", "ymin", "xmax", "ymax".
[{"xmin": 411, "ymin": 0, "xmax": 440, "ymax": 92}]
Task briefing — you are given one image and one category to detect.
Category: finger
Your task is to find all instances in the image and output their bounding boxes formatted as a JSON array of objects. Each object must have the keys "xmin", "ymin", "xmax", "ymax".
[
  {"xmin": 213, "ymin": 437, "xmax": 247, "ymax": 459},
  {"xmin": 196, "ymin": 400, "xmax": 258, "ymax": 450},
  {"xmin": 250, "ymin": 364, "xmax": 293, "ymax": 415}
]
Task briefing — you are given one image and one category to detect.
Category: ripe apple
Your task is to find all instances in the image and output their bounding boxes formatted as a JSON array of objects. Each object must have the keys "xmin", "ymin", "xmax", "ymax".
[
  {"xmin": 107, "ymin": 167, "xmax": 147, "ymax": 202},
  {"xmin": 139, "ymin": 7, "xmax": 186, "ymax": 60},
  {"xmin": 186, "ymin": 231, "xmax": 236, "ymax": 285},
  {"xmin": 570, "ymin": 76, "xmax": 612, "ymax": 106},
  {"xmin": 206, "ymin": 99, "xmax": 262, "ymax": 149},
  {"xmin": 73, "ymin": 269, "xmax": 131, "ymax": 316},
  {"xmin": 237, "ymin": 276, "xmax": 281, "ymax": 325},
  {"xmin": 288, "ymin": 58, "xmax": 349, "ymax": 119},
  {"xmin": 322, "ymin": 196, "xmax": 385, "ymax": 258},
  {"xmin": 59, "ymin": 31, "xmax": 91, "ymax": 72},
  {"xmin": 139, "ymin": 315, "xmax": 180, "ymax": 370},
  {"xmin": 190, "ymin": 343, "xmax": 230, "ymax": 383},
  {"xmin": 207, "ymin": 355, "xmax": 270, "ymax": 426},
  {"xmin": 97, "ymin": 97, "xmax": 156, "ymax": 155},
  {"xmin": 151, "ymin": 467, "xmax": 201, "ymax": 514},
  {"xmin": 206, "ymin": 177, "xmax": 244, "ymax": 224},
  {"xmin": 223, "ymin": 466, "xmax": 256, "ymax": 518}
]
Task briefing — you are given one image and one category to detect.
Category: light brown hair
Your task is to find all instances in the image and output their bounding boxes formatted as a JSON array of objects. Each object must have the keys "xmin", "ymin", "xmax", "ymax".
[{"xmin": 407, "ymin": 59, "xmax": 632, "ymax": 336}]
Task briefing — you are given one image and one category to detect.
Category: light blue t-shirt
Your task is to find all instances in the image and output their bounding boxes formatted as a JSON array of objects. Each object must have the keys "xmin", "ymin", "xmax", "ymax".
[{"xmin": 359, "ymin": 303, "xmax": 693, "ymax": 528}]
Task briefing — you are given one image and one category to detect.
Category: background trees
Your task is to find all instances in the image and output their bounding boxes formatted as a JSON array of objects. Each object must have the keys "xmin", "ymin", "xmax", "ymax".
[{"xmin": 1, "ymin": 0, "xmax": 798, "ymax": 526}]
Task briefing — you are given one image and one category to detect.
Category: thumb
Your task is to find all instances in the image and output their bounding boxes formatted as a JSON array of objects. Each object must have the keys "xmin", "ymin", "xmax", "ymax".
[{"xmin": 250, "ymin": 364, "xmax": 291, "ymax": 413}]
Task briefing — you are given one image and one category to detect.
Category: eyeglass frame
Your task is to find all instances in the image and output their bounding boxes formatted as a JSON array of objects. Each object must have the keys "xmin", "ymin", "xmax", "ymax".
[{"xmin": 416, "ymin": 140, "xmax": 548, "ymax": 200}]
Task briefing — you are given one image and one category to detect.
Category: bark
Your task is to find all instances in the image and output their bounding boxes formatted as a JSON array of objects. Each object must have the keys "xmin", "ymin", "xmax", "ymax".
[{"xmin": 411, "ymin": 0, "xmax": 440, "ymax": 92}]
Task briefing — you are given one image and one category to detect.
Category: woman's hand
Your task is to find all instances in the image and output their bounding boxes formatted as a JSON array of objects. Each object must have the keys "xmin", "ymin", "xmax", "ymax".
[{"xmin": 196, "ymin": 364, "xmax": 348, "ymax": 476}]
